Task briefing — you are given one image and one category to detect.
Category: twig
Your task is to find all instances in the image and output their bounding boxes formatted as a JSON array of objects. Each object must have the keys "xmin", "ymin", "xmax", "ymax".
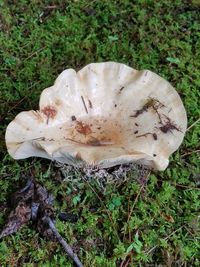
[
  {"xmin": 120, "ymin": 256, "xmax": 130, "ymax": 267},
  {"xmin": 173, "ymin": 183, "xmax": 200, "ymax": 191},
  {"xmin": 181, "ymin": 149, "xmax": 200, "ymax": 158},
  {"xmin": 7, "ymin": 96, "xmax": 27, "ymax": 113},
  {"xmin": 183, "ymin": 225, "xmax": 195, "ymax": 237},
  {"xmin": 120, "ymin": 257, "xmax": 126, "ymax": 267},
  {"xmin": 124, "ymin": 258, "xmax": 131, "ymax": 267},
  {"xmin": 123, "ymin": 171, "xmax": 150, "ymax": 241},
  {"xmin": 82, "ymin": 177, "xmax": 120, "ymax": 241},
  {"xmin": 44, "ymin": 5, "xmax": 57, "ymax": 9},
  {"xmin": 155, "ymin": 176, "xmax": 200, "ymax": 191},
  {"xmin": 81, "ymin": 95, "xmax": 88, "ymax": 114},
  {"xmin": 127, "ymin": 178, "xmax": 145, "ymax": 221},
  {"xmin": 145, "ymin": 226, "xmax": 183, "ymax": 255},
  {"xmin": 120, "ymin": 255, "xmax": 131, "ymax": 267},
  {"xmin": 45, "ymin": 216, "xmax": 83, "ymax": 267},
  {"xmin": 24, "ymin": 47, "xmax": 45, "ymax": 61},
  {"xmin": 0, "ymin": 96, "xmax": 27, "ymax": 123},
  {"xmin": 19, "ymin": 178, "xmax": 33, "ymax": 193},
  {"xmin": 186, "ymin": 117, "xmax": 200, "ymax": 132}
]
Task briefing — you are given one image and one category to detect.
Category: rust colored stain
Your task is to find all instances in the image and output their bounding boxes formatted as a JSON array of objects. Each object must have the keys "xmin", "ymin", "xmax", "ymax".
[
  {"xmin": 66, "ymin": 117, "xmax": 124, "ymax": 147},
  {"xmin": 75, "ymin": 121, "xmax": 92, "ymax": 135},
  {"xmin": 41, "ymin": 106, "xmax": 57, "ymax": 119}
]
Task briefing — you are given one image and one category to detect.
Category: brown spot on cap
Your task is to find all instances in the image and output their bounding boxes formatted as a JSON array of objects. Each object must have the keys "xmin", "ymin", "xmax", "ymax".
[
  {"xmin": 75, "ymin": 121, "xmax": 92, "ymax": 135},
  {"xmin": 41, "ymin": 106, "xmax": 57, "ymax": 119}
]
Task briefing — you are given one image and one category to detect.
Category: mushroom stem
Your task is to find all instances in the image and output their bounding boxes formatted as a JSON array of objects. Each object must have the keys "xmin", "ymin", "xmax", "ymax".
[{"xmin": 45, "ymin": 216, "xmax": 83, "ymax": 267}]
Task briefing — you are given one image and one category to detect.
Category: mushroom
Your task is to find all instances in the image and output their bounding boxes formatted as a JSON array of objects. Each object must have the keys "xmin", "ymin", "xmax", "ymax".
[{"xmin": 5, "ymin": 62, "xmax": 187, "ymax": 170}]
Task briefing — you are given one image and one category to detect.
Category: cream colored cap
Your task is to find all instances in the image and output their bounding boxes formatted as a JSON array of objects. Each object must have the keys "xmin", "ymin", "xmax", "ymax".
[{"xmin": 5, "ymin": 62, "xmax": 187, "ymax": 170}]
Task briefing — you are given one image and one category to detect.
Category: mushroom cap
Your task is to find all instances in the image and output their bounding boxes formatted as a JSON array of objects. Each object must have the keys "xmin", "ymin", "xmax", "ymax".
[{"xmin": 5, "ymin": 62, "xmax": 187, "ymax": 170}]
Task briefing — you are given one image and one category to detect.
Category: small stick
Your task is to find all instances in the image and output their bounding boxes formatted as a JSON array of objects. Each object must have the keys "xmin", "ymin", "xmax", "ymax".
[
  {"xmin": 25, "ymin": 47, "xmax": 45, "ymax": 61},
  {"xmin": 120, "ymin": 258, "xmax": 126, "ymax": 267},
  {"xmin": 44, "ymin": 5, "xmax": 57, "ymax": 9},
  {"xmin": 82, "ymin": 177, "xmax": 121, "ymax": 242},
  {"xmin": 183, "ymin": 225, "xmax": 195, "ymax": 237},
  {"xmin": 120, "ymin": 256, "xmax": 130, "ymax": 267},
  {"xmin": 136, "ymin": 132, "xmax": 157, "ymax": 140},
  {"xmin": 7, "ymin": 96, "xmax": 27, "ymax": 113},
  {"xmin": 123, "ymin": 171, "xmax": 150, "ymax": 241},
  {"xmin": 45, "ymin": 217, "xmax": 83, "ymax": 267},
  {"xmin": 153, "ymin": 107, "xmax": 163, "ymax": 124},
  {"xmin": 19, "ymin": 179, "xmax": 33, "ymax": 193},
  {"xmin": 173, "ymin": 183, "xmax": 200, "ymax": 191},
  {"xmin": 155, "ymin": 177, "xmax": 200, "ymax": 191},
  {"xmin": 124, "ymin": 258, "xmax": 131, "ymax": 267},
  {"xmin": 145, "ymin": 226, "xmax": 183, "ymax": 255},
  {"xmin": 0, "ymin": 96, "xmax": 27, "ymax": 123},
  {"xmin": 181, "ymin": 149, "xmax": 200, "ymax": 158},
  {"xmin": 81, "ymin": 96, "xmax": 88, "ymax": 114},
  {"xmin": 186, "ymin": 117, "xmax": 200, "ymax": 132}
]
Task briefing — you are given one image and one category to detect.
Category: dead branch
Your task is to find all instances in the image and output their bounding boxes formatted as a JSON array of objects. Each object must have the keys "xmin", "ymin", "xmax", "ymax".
[{"xmin": 45, "ymin": 216, "xmax": 84, "ymax": 267}]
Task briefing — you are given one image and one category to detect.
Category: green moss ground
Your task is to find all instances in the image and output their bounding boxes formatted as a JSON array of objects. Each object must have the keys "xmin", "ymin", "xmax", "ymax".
[{"xmin": 0, "ymin": 0, "xmax": 200, "ymax": 266}]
